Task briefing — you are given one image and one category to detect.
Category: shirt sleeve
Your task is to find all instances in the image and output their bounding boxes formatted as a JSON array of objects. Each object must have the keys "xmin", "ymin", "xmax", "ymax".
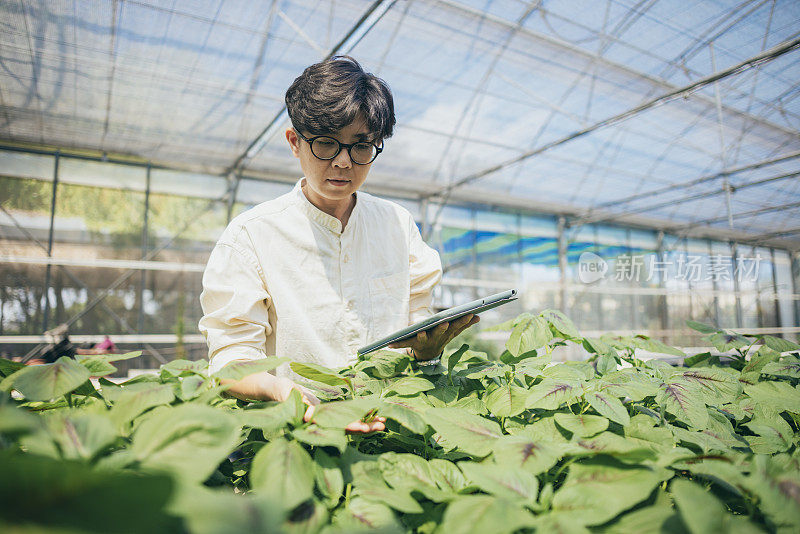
[
  {"xmin": 199, "ymin": 230, "xmax": 272, "ymax": 375},
  {"xmin": 408, "ymin": 216, "xmax": 443, "ymax": 325}
]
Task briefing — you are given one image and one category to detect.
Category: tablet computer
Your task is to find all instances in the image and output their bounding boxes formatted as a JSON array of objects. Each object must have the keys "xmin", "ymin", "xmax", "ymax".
[{"xmin": 357, "ymin": 289, "xmax": 517, "ymax": 356}]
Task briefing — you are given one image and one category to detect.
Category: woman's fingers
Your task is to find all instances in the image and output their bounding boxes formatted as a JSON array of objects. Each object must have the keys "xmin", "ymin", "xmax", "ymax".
[{"xmin": 303, "ymin": 403, "xmax": 315, "ymax": 423}]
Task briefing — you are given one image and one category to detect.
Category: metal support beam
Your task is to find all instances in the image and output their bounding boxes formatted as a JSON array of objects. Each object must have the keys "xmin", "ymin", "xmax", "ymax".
[
  {"xmin": 138, "ymin": 164, "xmax": 151, "ymax": 334},
  {"xmin": 656, "ymin": 231, "xmax": 669, "ymax": 332},
  {"xmin": 709, "ymin": 241, "xmax": 721, "ymax": 327},
  {"xmin": 422, "ymin": 35, "xmax": 800, "ymax": 201},
  {"xmin": 226, "ymin": 172, "xmax": 241, "ymax": 223},
  {"xmin": 42, "ymin": 152, "xmax": 60, "ymax": 332},
  {"xmin": 435, "ymin": 0, "xmax": 797, "ymax": 137},
  {"xmin": 557, "ymin": 216, "xmax": 568, "ymax": 312},
  {"xmin": 770, "ymin": 248, "xmax": 782, "ymax": 333}
]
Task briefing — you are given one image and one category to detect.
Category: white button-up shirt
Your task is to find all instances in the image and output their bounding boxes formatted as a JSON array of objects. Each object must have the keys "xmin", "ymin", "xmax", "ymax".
[{"xmin": 199, "ymin": 179, "xmax": 442, "ymax": 378}]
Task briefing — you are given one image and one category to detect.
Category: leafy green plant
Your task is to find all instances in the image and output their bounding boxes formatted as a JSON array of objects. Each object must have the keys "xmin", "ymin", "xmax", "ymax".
[{"xmin": 1, "ymin": 312, "xmax": 799, "ymax": 533}]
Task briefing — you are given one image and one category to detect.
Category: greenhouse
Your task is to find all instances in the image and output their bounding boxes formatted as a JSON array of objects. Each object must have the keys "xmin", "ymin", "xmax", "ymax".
[{"xmin": 1, "ymin": 0, "xmax": 800, "ymax": 532}]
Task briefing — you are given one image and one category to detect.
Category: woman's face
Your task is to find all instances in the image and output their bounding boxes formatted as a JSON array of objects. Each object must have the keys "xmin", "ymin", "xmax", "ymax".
[{"xmin": 286, "ymin": 113, "xmax": 376, "ymax": 212}]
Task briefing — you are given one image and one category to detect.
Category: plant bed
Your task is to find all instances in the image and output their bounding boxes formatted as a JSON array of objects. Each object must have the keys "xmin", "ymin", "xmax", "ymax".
[{"xmin": 1, "ymin": 312, "xmax": 799, "ymax": 533}]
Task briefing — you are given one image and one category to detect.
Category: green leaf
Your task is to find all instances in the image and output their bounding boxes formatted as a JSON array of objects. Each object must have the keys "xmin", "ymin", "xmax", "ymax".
[
  {"xmin": 745, "ymin": 416, "xmax": 793, "ymax": 454},
  {"xmin": 583, "ymin": 337, "xmax": 617, "ymax": 358},
  {"xmin": 459, "ymin": 461, "xmax": 539, "ymax": 503},
  {"xmin": 0, "ymin": 357, "xmax": 25, "ymax": 378},
  {"xmin": 356, "ymin": 349, "xmax": 411, "ymax": 379},
  {"xmin": 312, "ymin": 398, "xmax": 378, "ymax": 428},
  {"xmin": 761, "ymin": 356, "xmax": 800, "ymax": 379},
  {"xmin": 554, "ymin": 413, "xmax": 609, "ymax": 438},
  {"xmin": 632, "ymin": 335, "xmax": 685, "ymax": 357},
  {"xmin": 290, "ymin": 361, "xmax": 349, "ymax": 387},
  {"xmin": 238, "ymin": 389, "xmax": 305, "ymax": 434},
  {"xmin": 2, "ymin": 357, "xmax": 91, "ymax": 401},
  {"xmin": 673, "ymin": 368, "xmax": 741, "ymax": 402},
  {"xmin": 0, "ymin": 450, "xmax": 178, "ymax": 532},
  {"xmin": 292, "ymin": 425, "xmax": 347, "ymax": 453},
  {"xmin": 763, "ymin": 335, "xmax": 800, "ymax": 354},
  {"xmin": 551, "ymin": 459, "xmax": 667, "ymax": 526},
  {"xmin": 313, "ymin": 448, "xmax": 344, "ymax": 506},
  {"xmin": 352, "ymin": 460, "xmax": 425, "ymax": 514},
  {"xmin": 334, "ymin": 496, "xmax": 401, "ymax": 530},
  {"xmin": 446, "ymin": 344, "xmax": 470, "ymax": 376},
  {"xmin": 379, "ymin": 398, "xmax": 428, "ymax": 435},
  {"xmin": 603, "ymin": 499, "xmax": 683, "ymax": 534},
  {"xmin": 106, "ymin": 383, "xmax": 176, "ymax": 429},
  {"xmin": 177, "ymin": 374, "xmax": 208, "ymax": 401},
  {"xmin": 744, "ymin": 381, "xmax": 800, "ymax": 414},
  {"xmin": 658, "ymin": 381, "xmax": 709, "ymax": 429},
  {"xmin": 542, "ymin": 361, "xmax": 594, "ymax": 381},
  {"xmin": 438, "ymin": 495, "xmax": 535, "ymax": 534},
  {"xmin": 77, "ymin": 356, "xmax": 118, "ymax": 377},
  {"xmin": 429, "ymin": 458, "xmax": 469, "ymax": 492},
  {"xmin": 250, "ymin": 437, "xmax": 315, "ymax": 511},
  {"xmin": 526, "ymin": 378, "xmax": 583, "ymax": 410},
  {"xmin": 686, "ymin": 320, "xmax": 718, "ymax": 334},
  {"xmin": 0, "ymin": 405, "xmax": 40, "ymax": 436},
  {"xmin": 45, "ymin": 412, "xmax": 118, "ymax": 461},
  {"xmin": 378, "ymin": 452, "xmax": 449, "ymax": 502},
  {"xmin": 130, "ymin": 404, "xmax": 240, "ymax": 485},
  {"xmin": 598, "ymin": 369, "xmax": 660, "ymax": 402},
  {"xmin": 707, "ymin": 332, "xmax": 749, "ymax": 352},
  {"xmin": 484, "ymin": 384, "xmax": 528, "ymax": 418},
  {"xmin": 169, "ymin": 485, "xmax": 282, "ymax": 534},
  {"xmin": 741, "ymin": 456, "xmax": 800, "ymax": 530},
  {"xmin": 424, "ymin": 407, "xmax": 504, "ymax": 457},
  {"xmin": 671, "ymin": 479, "xmax": 762, "ymax": 534},
  {"xmin": 490, "ymin": 436, "xmax": 562, "ymax": 475},
  {"xmin": 383, "ymin": 376, "xmax": 434, "ymax": 396},
  {"xmin": 212, "ymin": 357, "xmax": 289, "ymax": 381},
  {"xmin": 160, "ymin": 358, "xmax": 206, "ymax": 377},
  {"xmin": 506, "ymin": 315, "xmax": 553, "ymax": 356},
  {"xmin": 584, "ymin": 391, "xmax": 630, "ymax": 426},
  {"xmin": 596, "ymin": 354, "xmax": 618, "ymax": 375},
  {"xmin": 540, "ymin": 309, "xmax": 580, "ymax": 339},
  {"xmin": 683, "ymin": 352, "xmax": 720, "ymax": 368}
]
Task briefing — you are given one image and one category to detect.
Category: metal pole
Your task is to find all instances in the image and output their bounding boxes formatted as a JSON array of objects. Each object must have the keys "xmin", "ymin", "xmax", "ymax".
[
  {"xmin": 557, "ymin": 216, "xmax": 568, "ymax": 312},
  {"xmin": 709, "ymin": 241, "xmax": 721, "ymax": 327},
  {"xmin": 656, "ymin": 231, "xmax": 669, "ymax": 335},
  {"xmin": 42, "ymin": 152, "xmax": 60, "ymax": 332},
  {"xmin": 226, "ymin": 172, "xmax": 241, "ymax": 223},
  {"xmin": 138, "ymin": 164, "xmax": 151, "ymax": 334},
  {"xmin": 723, "ymin": 179, "xmax": 744, "ymax": 328},
  {"xmin": 770, "ymin": 248, "xmax": 782, "ymax": 334}
]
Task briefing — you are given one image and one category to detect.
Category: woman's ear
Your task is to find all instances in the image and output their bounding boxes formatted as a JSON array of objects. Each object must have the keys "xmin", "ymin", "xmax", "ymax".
[{"xmin": 285, "ymin": 128, "xmax": 301, "ymax": 158}]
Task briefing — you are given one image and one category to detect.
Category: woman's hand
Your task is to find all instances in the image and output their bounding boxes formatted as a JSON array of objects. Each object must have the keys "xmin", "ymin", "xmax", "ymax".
[
  {"xmin": 389, "ymin": 313, "xmax": 480, "ymax": 361},
  {"xmin": 222, "ymin": 368, "xmax": 385, "ymax": 433}
]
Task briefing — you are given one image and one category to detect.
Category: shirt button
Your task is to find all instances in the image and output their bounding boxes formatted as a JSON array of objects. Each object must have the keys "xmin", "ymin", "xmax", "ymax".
[
  {"xmin": 343, "ymin": 254, "xmax": 350, "ymax": 263},
  {"xmin": 345, "ymin": 301, "xmax": 353, "ymax": 311}
]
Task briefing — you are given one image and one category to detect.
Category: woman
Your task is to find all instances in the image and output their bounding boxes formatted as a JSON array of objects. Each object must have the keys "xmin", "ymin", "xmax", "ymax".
[{"xmin": 199, "ymin": 56, "xmax": 478, "ymax": 432}]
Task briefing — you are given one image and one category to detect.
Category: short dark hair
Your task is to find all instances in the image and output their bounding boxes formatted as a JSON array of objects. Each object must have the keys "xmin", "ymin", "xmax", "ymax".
[{"xmin": 285, "ymin": 56, "xmax": 395, "ymax": 141}]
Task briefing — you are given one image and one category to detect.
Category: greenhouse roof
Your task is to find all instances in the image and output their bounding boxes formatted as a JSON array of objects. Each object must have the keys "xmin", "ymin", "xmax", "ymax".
[{"xmin": 1, "ymin": 0, "xmax": 799, "ymax": 249}]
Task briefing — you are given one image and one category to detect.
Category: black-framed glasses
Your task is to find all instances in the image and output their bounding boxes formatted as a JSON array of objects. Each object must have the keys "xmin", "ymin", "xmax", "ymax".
[{"xmin": 295, "ymin": 130, "xmax": 383, "ymax": 165}]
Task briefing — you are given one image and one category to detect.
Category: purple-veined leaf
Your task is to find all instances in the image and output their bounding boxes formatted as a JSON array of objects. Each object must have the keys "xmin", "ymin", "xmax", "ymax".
[
  {"xmin": 584, "ymin": 390, "xmax": 630, "ymax": 426},
  {"xmin": 424, "ymin": 407, "xmax": 503, "ymax": 457},
  {"xmin": 484, "ymin": 383, "xmax": 528, "ymax": 417},
  {"xmin": 526, "ymin": 378, "xmax": 583, "ymax": 410},
  {"xmin": 657, "ymin": 380, "xmax": 709, "ymax": 429}
]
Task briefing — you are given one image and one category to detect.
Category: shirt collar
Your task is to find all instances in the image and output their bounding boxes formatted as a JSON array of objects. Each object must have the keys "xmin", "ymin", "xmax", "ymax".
[{"xmin": 293, "ymin": 178, "xmax": 359, "ymax": 234}]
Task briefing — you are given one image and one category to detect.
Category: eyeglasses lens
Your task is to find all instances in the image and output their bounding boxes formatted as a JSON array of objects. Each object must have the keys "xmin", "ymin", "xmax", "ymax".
[{"xmin": 310, "ymin": 137, "xmax": 377, "ymax": 164}]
